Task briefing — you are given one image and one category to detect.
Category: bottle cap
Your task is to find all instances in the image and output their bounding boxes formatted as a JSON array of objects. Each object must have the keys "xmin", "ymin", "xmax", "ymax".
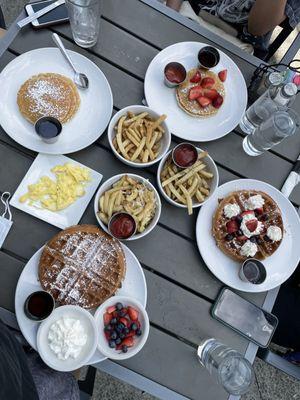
[
  {"xmin": 282, "ymin": 82, "xmax": 297, "ymax": 97},
  {"xmin": 268, "ymin": 71, "xmax": 283, "ymax": 87}
]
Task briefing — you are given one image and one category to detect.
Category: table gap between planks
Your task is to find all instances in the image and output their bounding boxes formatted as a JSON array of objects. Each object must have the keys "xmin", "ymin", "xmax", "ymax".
[{"xmin": 0, "ymin": 1, "xmax": 299, "ymax": 399}]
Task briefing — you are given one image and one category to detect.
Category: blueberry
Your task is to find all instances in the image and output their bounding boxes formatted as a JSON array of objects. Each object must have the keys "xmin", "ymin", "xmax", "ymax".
[
  {"xmin": 119, "ymin": 333, "xmax": 125, "ymax": 339},
  {"xmin": 116, "ymin": 302, "xmax": 123, "ymax": 311},
  {"xmin": 237, "ymin": 229, "xmax": 243, "ymax": 236},
  {"xmin": 250, "ymin": 236, "xmax": 256, "ymax": 243},
  {"xmin": 122, "ymin": 345, "xmax": 128, "ymax": 353},
  {"xmin": 264, "ymin": 235, "xmax": 271, "ymax": 242},
  {"xmin": 256, "ymin": 237, "xmax": 263, "ymax": 245},
  {"xmin": 110, "ymin": 331, "xmax": 117, "ymax": 340},
  {"xmin": 225, "ymin": 233, "xmax": 233, "ymax": 241},
  {"xmin": 104, "ymin": 324, "xmax": 112, "ymax": 332},
  {"xmin": 131, "ymin": 323, "xmax": 138, "ymax": 331},
  {"xmin": 118, "ymin": 323, "xmax": 124, "ymax": 330},
  {"xmin": 109, "ymin": 340, "xmax": 116, "ymax": 348},
  {"xmin": 261, "ymin": 214, "xmax": 268, "ymax": 221},
  {"xmin": 236, "ymin": 215, "xmax": 243, "ymax": 224},
  {"xmin": 110, "ymin": 318, "xmax": 117, "ymax": 325},
  {"xmin": 115, "ymin": 338, "xmax": 122, "ymax": 345},
  {"xmin": 118, "ymin": 310, "xmax": 126, "ymax": 317},
  {"xmin": 124, "ymin": 328, "xmax": 130, "ymax": 335},
  {"xmin": 136, "ymin": 329, "xmax": 142, "ymax": 336}
]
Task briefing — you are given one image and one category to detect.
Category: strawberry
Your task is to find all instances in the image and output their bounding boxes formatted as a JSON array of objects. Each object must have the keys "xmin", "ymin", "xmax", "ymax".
[
  {"xmin": 119, "ymin": 317, "xmax": 129, "ymax": 327},
  {"xmin": 122, "ymin": 337, "xmax": 134, "ymax": 347},
  {"xmin": 203, "ymin": 88, "xmax": 218, "ymax": 100},
  {"xmin": 112, "ymin": 311, "xmax": 119, "ymax": 318},
  {"xmin": 212, "ymin": 95, "xmax": 223, "ymax": 109},
  {"xmin": 116, "ymin": 344, "xmax": 122, "ymax": 351},
  {"xmin": 188, "ymin": 85, "xmax": 203, "ymax": 100},
  {"xmin": 127, "ymin": 306, "xmax": 139, "ymax": 321},
  {"xmin": 255, "ymin": 208, "xmax": 263, "ymax": 215},
  {"xmin": 126, "ymin": 330, "xmax": 136, "ymax": 338},
  {"xmin": 104, "ymin": 331, "xmax": 110, "ymax": 340},
  {"xmin": 218, "ymin": 69, "xmax": 227, "ymax": 82},
  {"xmin": 197, "ymin": 96, "xmax": 211, "ymax": 108},
  {"xmin": 190, "ymin": 70, "xmax": 202, "ymax": 83},
  {"xmin": 103, "ymin": 312, "xmax": 112, "ymax": 325},
  {"xmin": 241, "ymin": 210, "xmax": 255, "ymax": 217},
  {"xmin": 245, "ymin": 219, "xmax": 258, "ymax": 232},
  {"xmin": 107, "ymin": 305, "xmax": 116, "ymax": 314},
  {"xmin": 226, "ymin": 220, "xmax": 238, "ymax": 233},
  {"xmin": 237, "ymin": 235, "xmax": 247, "ymax": 242},
  {"xmin": 201, "ymin": 77, "xmax": 215, "ymax": 88}
]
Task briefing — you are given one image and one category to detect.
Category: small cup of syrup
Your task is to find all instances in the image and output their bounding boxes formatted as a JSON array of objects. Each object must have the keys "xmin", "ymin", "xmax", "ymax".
[
  {"xmin": 198, "ymin": 46, "xmax": 220, "ymax": 69},
  {"xmin": 239, "ymin": 258, "xmax": 267, "ymax": 285},
  {"xmin": 24, "ymin": 291, "xmax": 55, "ymax": 321},
  {"xmin": 172, "ymin": 143, "xmax": 198, "ymax": 169},
  {"xmin": 108, "ymin": 212, "xmax": 137, "ymax": 240},
  {"xmin": 34, "ymin": 116, "xmax": 62, "ymax": 144},
  {"xmin": 164, "ymin": 62, "xmax": 187, "ymax": 88}
]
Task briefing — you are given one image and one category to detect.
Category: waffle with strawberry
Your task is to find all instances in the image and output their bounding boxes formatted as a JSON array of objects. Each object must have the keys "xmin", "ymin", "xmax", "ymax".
[
  {"xmin": 176, "ymin": 68, "xmax": 226, "ymax": 118},
  {"xmin": 212, "ymin": 190, "xmax": 283, "ymax": 262}
]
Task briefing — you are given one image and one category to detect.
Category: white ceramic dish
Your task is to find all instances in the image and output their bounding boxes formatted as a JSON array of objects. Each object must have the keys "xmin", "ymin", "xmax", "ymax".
[
  {"xmin": 157, "ymin": 147, "xmax": 219, "ymax": 210},
  {"xmin": 15, "ymin": 244, "xmax": 147, "ymax": 365},
  {"xmin": 196, "ymin": 179, "xmax": 300, "ymax": 292},
  {"xmin": 145, "ymin": 42, "xmax": 247, "ymax": 141},
  {"xmin": 94, "ymin": 295, "xmax": 149, "ymax": 360},
  {"xmin": 108, "ymin": 105, "xmax": 171, "ymax": 168},
  {"xmin": 94, "ymin": 173, "xmax": 161, "ymax": 240},
  {"xmin": 10, "ymin": 154, "xmax": 103, "ymax": 229},
  {"xmin": 0, "ymin": 48, "xmax": 113, "ymax": 154},
  {"xmin": 37, "ymin": 305, "xmax": 97, "ymax": 372}
]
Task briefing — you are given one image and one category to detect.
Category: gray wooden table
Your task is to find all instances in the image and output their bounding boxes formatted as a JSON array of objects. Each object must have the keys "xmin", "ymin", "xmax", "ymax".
[{"xmin": 0, "ymin": 1, "xmax": 299, "ymax": 399}]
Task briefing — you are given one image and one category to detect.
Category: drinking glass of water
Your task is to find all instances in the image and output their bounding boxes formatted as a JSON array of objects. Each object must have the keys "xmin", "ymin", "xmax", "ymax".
[
  {"xmin": 197, "ymin": 339, "xmax": 253, "ymax": 395},
  {"xmin": 66, "ymin": 0, "xmax": 102, "ymax": 48},
  {"xmin": 243, "ymin": 108, "xmax": 300, "ymax": 156}
]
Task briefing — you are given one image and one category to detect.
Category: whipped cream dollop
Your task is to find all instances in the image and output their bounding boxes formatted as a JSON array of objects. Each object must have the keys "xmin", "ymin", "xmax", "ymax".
[
  {"xmin": 224, "ymin": 203, "xmax": 241, "ymax": 219},
  {"xmin": 240, "ymin": 240, "xmax": 258, "ymax": 257},
  {"xmin": 244, "ymin": 195, "xmax": 265, "ymax": 210},
  {"xmin": 267, "ymin": 226, "xmax": 282, "ymax": 242},
  {"xmin": 240, "ymin": 213, "xmax": 264, "ymax": 238},
  {"xmin": 48, "ymin": 317, "xmax": 87, "ymax": 360}
]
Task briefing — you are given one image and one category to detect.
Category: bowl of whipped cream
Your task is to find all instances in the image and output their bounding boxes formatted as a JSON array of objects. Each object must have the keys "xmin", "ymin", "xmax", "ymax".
[{"xmin": 37, "ymin": 305, "xmax": 97, "ymax": 372}]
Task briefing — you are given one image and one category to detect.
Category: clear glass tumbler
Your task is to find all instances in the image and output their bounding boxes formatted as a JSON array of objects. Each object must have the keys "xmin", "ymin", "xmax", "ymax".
[
  {"xmin": 243, "ymin": 108, "xmax": 300, "ymax": 156},
  {"xmin": 197, "ymin": 338, "xmax": 253, "ymax": 395},
  {"xmin": 66, "ymin": 0, "xmax": 102, "ymax": 48}
]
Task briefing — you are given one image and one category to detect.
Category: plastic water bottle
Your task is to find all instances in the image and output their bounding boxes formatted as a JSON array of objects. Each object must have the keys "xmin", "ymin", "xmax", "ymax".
[{"xmin": 240, "ymin": 82, "xmax": 297, "ymax": 134}]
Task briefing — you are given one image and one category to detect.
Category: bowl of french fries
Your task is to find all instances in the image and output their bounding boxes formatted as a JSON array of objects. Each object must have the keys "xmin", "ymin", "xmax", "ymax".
[
  {"xmin": 108, "ymin": 105, "xmax": 171, "ymax": 168},
  {"xmin": 94, "ymin": 173, "xmax": 161, "ymax": 240},
  {"xmin": 157, "ymin": 147, "xmax": 219, "ymax": 215}
]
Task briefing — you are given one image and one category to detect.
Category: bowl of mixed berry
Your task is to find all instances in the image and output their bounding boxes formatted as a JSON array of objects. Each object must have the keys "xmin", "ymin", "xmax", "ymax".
[{"xmin": 95, "ymin": 296, "xmax": 149, "ymax": 360}]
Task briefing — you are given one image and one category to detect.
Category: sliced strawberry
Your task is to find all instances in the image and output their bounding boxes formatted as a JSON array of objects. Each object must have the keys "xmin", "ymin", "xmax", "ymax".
[
  {"xmin": 188, "ymin": 85, "xmax": 203, "ymax": 100},
  {"xmin": 104, "ymin": 331, "xmax": 110, "ymax": 340},
  {"xmin": 116, "ymin": 344, "xmax": 122, "ymax": 351},
  {"xmin": 128, "ymin": 306, "xmax": 139, "ymax": 321},
  {"xmin": 103, "ymin": 312, "xmax": 112, "ymax": 325},
  {"xmin": 237, "ymin": 235, "xmax": 247, "ymax": 242},
  {"xmin": 245, "ymin": 219, "xmax": 258, "ymax": 232},
  {"xmin": 203, "ymin": 88, "xmax": 219, "ymax": 100},
  {"xmin": 241, "ymin": 210, "xmax": 255, "ymax": 217},
  {"xmin": 255, "ymin": 208, "xmax": 263, "ymax": 215},
  {"xmin": 122, "ymin": 337, "xmax": 134, "ymax": 347},
  {"xmin": 107, "ymin": 305, "xmax": 116, "ymax": 314},
  {"xmin": 197, "ymin": 96, "xmax": 211, "ymax": 108},
  {"xmin": 112, "ymin": 311, "xmax": 119, "ymax": 318},
  {"xmin": 226, "ymin": 220, "xmax": 238, "ymax": 234},
  {"xmin": 190, "ymin": 70, "xmax": 202, "ymax": 83},
  {"xmin": 212, "ymin": 95, "xmax": 223, "ymax": 109},
  {"xmin": 119, "ymin": 317, "xmax": 129, "ymax": 327},
  {"xmin": 126, "ymin": 330, "xmax": 136, "ymax": 338},
  {"xmin": 218, "ymin": 69, "xmax": 227, "ymax": 82},
  {"xmin": 201, "ymin": 77, "xmax": 215, "ymax": 89}
]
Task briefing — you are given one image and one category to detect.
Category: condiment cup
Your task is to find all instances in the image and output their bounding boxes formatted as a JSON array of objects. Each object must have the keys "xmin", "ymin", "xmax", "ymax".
[
  {"xmin": 94, "ymin": 173, "xmax": 161, "ymax": 241},
  {"xmin": 95, "ymin": 295, "xmax": 150, "ymax": 361},
  {"xmin": 172, "ymin": 142, "xmax": 198, "ymax": 169},
  {"xmin": 108, "ymin": 105, "xmax": 171, "ymax": 168},
  {"xmin": 34, "ymin": 116, "xmax": 62, "ymax": 144},
  {"xmin": 239, "ymin": 258, "xmax": 267, "ymax": 285},
  {"xmin": 108, "ymin": 212, "xmax": 137, "ymax": 240},
  {"xmin": 24, "ymin": 290, "xmax": 55, "ymax": 321},
  {"xmin": 198, "ymin": 46, "xmax": 220, "ymax": 69},
  {"xmin": 164, "ymin": 62, "xmax": 187, "ymax": 88}
]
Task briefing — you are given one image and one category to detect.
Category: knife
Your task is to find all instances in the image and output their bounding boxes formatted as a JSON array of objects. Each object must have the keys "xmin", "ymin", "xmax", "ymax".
[
  {"xmin": 17, "ymin": 0, "xmax": 65, "ymax": 28},
  {"xmin": 281, "ymin": 155, "xmax": 300, "ymax": 198}
]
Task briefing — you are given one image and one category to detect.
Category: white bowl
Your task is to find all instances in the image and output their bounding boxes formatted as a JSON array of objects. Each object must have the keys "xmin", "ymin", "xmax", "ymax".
[
  {"xmin": 108, "ymin": 105, "xmax": 171, "ymax": 168},
  {"xmin": 94, "ymin": 295, "xmax": 150, "ymax": 360},
  {"xmin": 37, "ymin": 305, "xmax": 97, "ymax": 372},
  {"xmin": 94, "ymin": 173, "xmax": 161, "ymax": 240},
  {"xmin": 157, "ymin": 147, "xmax": 219, "ymax": 210}
]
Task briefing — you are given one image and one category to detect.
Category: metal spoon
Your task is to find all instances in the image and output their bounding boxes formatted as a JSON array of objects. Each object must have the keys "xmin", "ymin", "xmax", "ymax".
[{"xmin": 52, "ymin": 33, "xmax": 89, "ymax": 89}]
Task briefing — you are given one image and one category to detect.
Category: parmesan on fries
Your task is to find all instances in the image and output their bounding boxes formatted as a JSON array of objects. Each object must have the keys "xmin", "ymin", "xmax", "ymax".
[
  {"xmin": 112, "ymin": 111, "xmax": 167, "ymax": 164},
  {"xmin": 98, "ymin": 175, "xmax": 157, "ymax": 233},
  {"xmin": 160, "ymin": 152, "xmax": 214, "ymax": 215}
]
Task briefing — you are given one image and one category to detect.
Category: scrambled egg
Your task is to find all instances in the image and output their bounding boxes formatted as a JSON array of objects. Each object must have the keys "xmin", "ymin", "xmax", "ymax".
[{"xmin": 19, "ymin": 163, "xmax": 91, "ymax": 211}]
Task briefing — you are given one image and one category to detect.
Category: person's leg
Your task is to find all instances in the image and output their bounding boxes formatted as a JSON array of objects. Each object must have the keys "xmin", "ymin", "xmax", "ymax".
[{"xmin": 248, "ymin": 0, "xmax": 287, "ymax": 36}]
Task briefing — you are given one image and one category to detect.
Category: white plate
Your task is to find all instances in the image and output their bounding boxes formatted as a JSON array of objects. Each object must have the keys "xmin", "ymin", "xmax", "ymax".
[
  {"xmin": 196, "ymin": 179, "xmax": 300, "ymax": 292},
  {"xmin": 10, "ymin": 154, "xmax": 103, "ymax": 229},
  {"xmin": 144, "ymin": 42, "xmax": 247, "ymax": 141},
  {"xmin": 15, "ymin": 244, "xmax": 147, "ymax": 365},
  {"xmin": 0, "ymin": 48, "xmax": 113, "ymax": 154}
]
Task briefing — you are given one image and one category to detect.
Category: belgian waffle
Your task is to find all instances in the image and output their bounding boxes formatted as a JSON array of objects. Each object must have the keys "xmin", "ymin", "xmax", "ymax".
[
  {"xmin": 17, "ymin": 73, "xmax": 80, "ymax": 124},
  {"xmin": 176, "ymin": 68, "xmax": 225, "ymax": 118},
  {"xmin": 38, "ymin": 225, "xmax": 126, "ymax": 309},
  {"xmin": 212, "ymin": 190, "xmax": 283, "ymax": 262}
]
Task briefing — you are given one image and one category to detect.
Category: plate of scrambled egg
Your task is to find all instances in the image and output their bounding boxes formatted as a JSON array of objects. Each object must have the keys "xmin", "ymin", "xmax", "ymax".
[{"xmin": 10, "ymin": 154, "xmax": 103, "ymax": 229}]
